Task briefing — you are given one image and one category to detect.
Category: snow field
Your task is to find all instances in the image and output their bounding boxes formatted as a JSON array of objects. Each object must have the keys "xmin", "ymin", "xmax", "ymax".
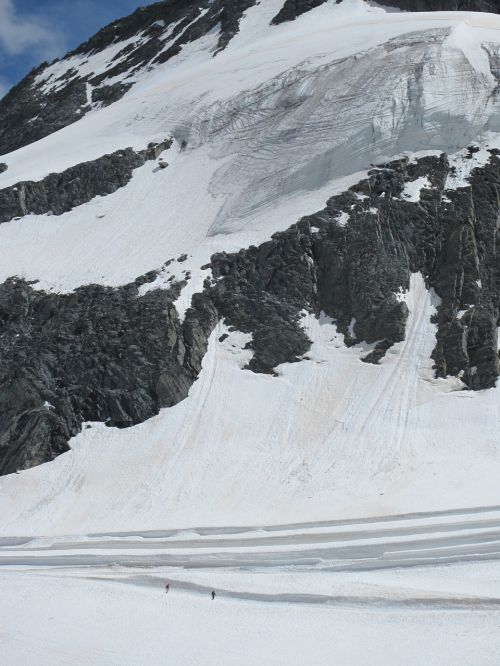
[{"xmin": 1, "ymin": 565, "xmax": 500, "ymax": 666}]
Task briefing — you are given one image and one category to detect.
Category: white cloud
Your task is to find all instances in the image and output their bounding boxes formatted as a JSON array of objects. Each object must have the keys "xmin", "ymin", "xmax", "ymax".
[{"xmin": 0, "ymin": 0, "xmax": 65, "ymax": 60}]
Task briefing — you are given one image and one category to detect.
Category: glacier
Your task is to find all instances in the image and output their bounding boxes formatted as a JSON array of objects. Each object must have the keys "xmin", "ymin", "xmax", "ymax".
[{"xmin": 1, "ymin": 1, "xmax": 500, "ymax": 664}]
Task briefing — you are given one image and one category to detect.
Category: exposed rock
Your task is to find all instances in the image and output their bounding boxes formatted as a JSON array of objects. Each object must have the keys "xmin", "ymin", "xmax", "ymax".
[
  {"xmin": 0, "ymin": 72, "xmax": 88, "ymax": 156},
  {"xmin": 0, "ymin": 276, "xmax": 217, "ymax": 476},
  {"xmin": 91, "ymin": 83, "xmax": 133, "ymax": 107},
  {"xmin": 210, "ymin": 152, "xmax": 499, "ymax": 389},
  {"xmin": 0, "ymin": 139, "xmax": 172, "ymax": 224},
  {"xmin": 272, "ymin": 0, "xmax": 330, "ymax": 24},
  {"xmin": 373, "ymin": 0, "xmax": 500, "ymax": 11},
  {"xmin": 215, "ymin": 0, "xmax": 260, "ymax": 52},
  {"xmin": 0, "ymin": 163, "xmax": 7, "ymax": 174}
]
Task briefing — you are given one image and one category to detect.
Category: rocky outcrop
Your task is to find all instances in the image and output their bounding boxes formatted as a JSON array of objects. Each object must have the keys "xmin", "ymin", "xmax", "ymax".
[
  {"xmin": 0, "ymin": 72, "xmax": 89, "ymax": 156},
  {"xmin": 430, "ymin": 154, "xmax": 500, "ymax": 389},
  {"xmin": 374, "ymin": 0, "xmax": 500, "ymax": 12},
  {"xmin": 272, "ymin": 0, "xmax": 330, "ymax": 24},
  {"xmin": 0, "ymin": 275, "xmax": 217, "ymax": 476},
  {"xmin": 209, "ymin": 152, "xmax": 499, "ymax": 388},
  {"xmin": 91, "ymin": 83, "xmax": 133, "ymax": 108},
  {"xmin": 0, "ymin": 140, "xmax": 171, "ymax": 224}
]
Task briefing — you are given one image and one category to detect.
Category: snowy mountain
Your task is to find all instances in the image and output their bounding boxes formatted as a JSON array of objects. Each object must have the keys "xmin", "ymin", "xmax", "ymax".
[
  {"xmin": 1, "ymin": 0, "xmax": 500, "ymax": 525},
  {"xmin": 0, "ymin": 0, "xmax": 499, "ymax": 512},
  {"xmin": 4, "ymin": 1, "xmax": 500, "ymax": 662}
]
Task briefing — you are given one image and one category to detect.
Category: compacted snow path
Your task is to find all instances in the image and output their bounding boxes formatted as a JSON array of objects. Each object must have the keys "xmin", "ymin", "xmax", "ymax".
[{"xmin": 2, "ymin": 507, "xmax": 500, "ymax": 665}]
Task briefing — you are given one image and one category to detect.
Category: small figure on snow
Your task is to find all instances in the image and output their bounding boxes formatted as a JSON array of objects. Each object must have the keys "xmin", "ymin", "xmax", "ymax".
[
  {"xmin": 158, "ymin": 158, "xmax": 168, "ymax": 169},
  {"xmin": 165, "ymin": 583, "xmax": 170, "ymax": 594},
  {"xmin": 211, "ymin": 590, "xmax": 216, "ymax": 600}
]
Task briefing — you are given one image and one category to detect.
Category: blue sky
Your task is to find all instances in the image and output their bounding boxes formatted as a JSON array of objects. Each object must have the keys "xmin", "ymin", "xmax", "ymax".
[{"xmin": 0, "ymin": 0, "xmax": 153, "ymax": 97}]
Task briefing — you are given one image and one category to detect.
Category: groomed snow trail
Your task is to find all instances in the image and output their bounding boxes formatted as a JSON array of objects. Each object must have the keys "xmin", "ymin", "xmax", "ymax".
[
  {"xmin": 2, "ymin": 566, "xmax": 499, "ymax": 666},
  {"xmin": 2, "ymin": 507, "xmax": 500, "ymax": 665}
]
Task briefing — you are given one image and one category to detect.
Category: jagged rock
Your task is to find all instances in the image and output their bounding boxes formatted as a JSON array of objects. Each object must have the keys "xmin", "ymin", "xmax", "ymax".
[
  {"xmin": 91, "ymin": 83, "xmax": 133, "ymax": 107},
  {"xmin": 0, "ymin": 139, "xmax": 172, "ymax": 224},
  {"xmin": 210, "ymin": 234, "xmax": 316, "ymax": 373},
  {"xmin": 215, "ymin": 1, "xmax": 258, "ymax": 52},
  {"xmin": 0, "ymin": 71, "xmax": 89, "ymax": 156},
  {"xmin": 210, "ymin": 152, "xmax": 499, "ymax": 389},
  {"xmin": 272, "ymin": 0, "xmax": 330, "ymax": 24},
  {"xmin": 374, "ymin": 0, "xmax": 500, "ymax": 11},
  {"xmin": 0, "ymin": 163, "xmax": 7, "ymax": 174},
  {"xmin": 462, "ymin": 308, "xmax": 499, "ymax": 389},
  {"xmin": 0, "ymin": 275, "xmax": 217, "ymax": 476}
]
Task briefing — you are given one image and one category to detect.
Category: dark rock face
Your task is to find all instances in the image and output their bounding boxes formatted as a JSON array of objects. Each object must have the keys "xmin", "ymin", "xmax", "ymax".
[
  {"xmin": 271, "ymin": 0, "xmax": 500, "ymax": 25},
  {"xmin": 91, "ymin": 82, "xmax": 133, "ymax": 108},
  {"xmin": 272, "ymin": 0, "xmax": 330, "ymax": 24},
  {"xmin": 0, "ymin": 163, "xmax": 7, "ymax": 174},
  {"xmin": 0, "ymin": 72, "xmax": 88, "ymax": 156},
  {"xmin": 374, "ymin": 0, "xmax": 500, "ymax": 11},
  {"xmin": 430, "ymin": 155, "xmax": 500, "ymax": 389},
  {"xmin": 210, "ymin": 152, "xmax": 500, "ymax": 389},
  {"xmin": 0, "ymin": 140, "xmax": 171, "ymax": 224},
  {"xmin": 0, "ymin": 277, "xmax": 217, "ymax": 476},
  {"xmin": 210, "ymin": 239, "xmax": 316, "ymax": 374}
]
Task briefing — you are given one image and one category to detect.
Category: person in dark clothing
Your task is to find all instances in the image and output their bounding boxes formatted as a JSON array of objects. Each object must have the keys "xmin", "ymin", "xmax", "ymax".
[
  {"xmin": 211, "ymin": 590, "xmax": 216, "ymax": 600},
  {"xmin": 165, "ymin": 583, "xmax": 170, "ymax": 594}
]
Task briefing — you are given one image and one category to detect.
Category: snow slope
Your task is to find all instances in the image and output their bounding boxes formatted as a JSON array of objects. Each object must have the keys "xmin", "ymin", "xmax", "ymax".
[
  {"xmin": 0, "ymin": 0, "xmax": 499, "ymax": 542},
  {"xmin": 2, "ymin": 274, "xmax": 500, "ymax": 536}
]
